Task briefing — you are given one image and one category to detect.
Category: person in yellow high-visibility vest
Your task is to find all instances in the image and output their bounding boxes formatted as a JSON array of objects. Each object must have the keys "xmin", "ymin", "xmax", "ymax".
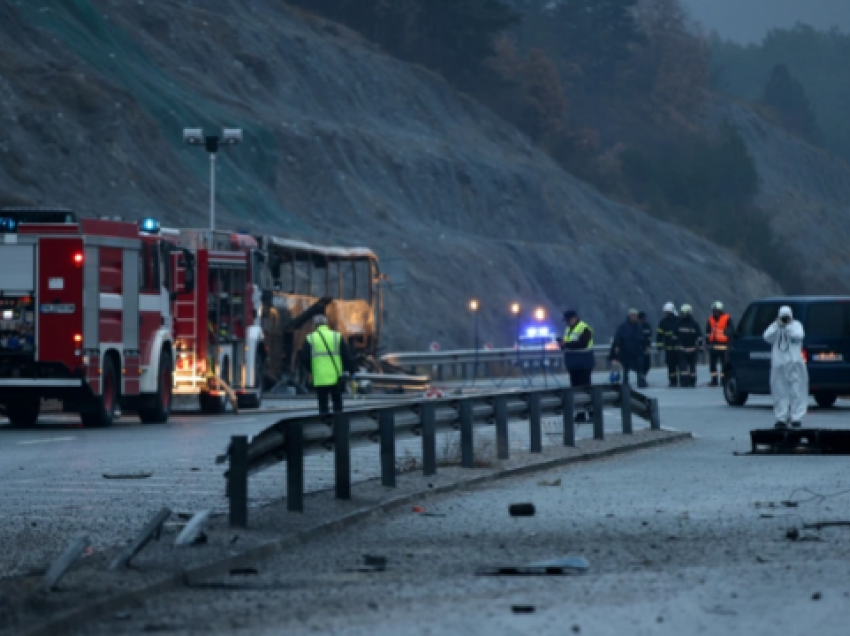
[{"xmin": 299, "ymin": 315, "xmax": 356, "ymax": 414}]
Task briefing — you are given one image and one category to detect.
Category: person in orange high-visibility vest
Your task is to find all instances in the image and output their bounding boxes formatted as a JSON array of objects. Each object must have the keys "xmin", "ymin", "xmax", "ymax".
[{"xmin": 706, "ymin": 301, "xmax": 735, "ymax": 387}]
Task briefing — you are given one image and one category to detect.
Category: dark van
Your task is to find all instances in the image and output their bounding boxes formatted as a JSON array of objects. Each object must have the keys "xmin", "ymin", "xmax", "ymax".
[{"xmin": 724, "ymin": 297, "xmax": 850, "ymax": 408}]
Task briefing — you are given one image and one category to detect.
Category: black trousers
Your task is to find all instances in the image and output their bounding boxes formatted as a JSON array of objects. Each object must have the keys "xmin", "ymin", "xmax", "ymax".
[
  {"xmin": 664, "ymin": 349, "xmax": 679, "ymax": 386},
  {"xmin": 708, "ymin": 348, "xmax": 727, "ymax": 384},
  {"xmin": 643, "ymin": 351, "xmax": 652, "ymax": 377},
  {"xmin": 679, "ymin": 350, "xmax": 697, "ymax": 386},
  {"xmin": 568, "ymin": 368, "xmax": 592, "ymax": 387},
  {"xmin": 316, "ymin": 386, "xmax": 343, "ymax": 415}
]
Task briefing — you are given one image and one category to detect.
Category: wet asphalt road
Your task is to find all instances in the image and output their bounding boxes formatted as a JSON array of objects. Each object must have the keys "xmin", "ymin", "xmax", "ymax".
[{"xmin": 69, "ymin": 378, "xmax": 850, "ymax": 636}]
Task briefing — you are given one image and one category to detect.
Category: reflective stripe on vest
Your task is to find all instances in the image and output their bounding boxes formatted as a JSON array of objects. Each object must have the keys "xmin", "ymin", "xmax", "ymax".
[
  {"xmin": 708, "ymin": 314, "xmax": 730, "ymax": 344},
  {"xmin": 564, "ymin": 321, "xmax": 594, "ymax": 349},
  {"xmin": 307, "ymin": 326, "xmax": 342, "ymax": 387}
]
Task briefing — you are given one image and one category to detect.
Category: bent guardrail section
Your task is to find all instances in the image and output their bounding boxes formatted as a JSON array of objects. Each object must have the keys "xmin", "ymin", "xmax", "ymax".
[{"xmin": 221, "ymin": 383, "xmax": 661, "ymax": 525}]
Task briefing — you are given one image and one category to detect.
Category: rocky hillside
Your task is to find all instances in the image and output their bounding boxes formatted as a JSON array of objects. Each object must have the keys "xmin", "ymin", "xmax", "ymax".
[
  {"xmin": 707, "ymin": 99, "xmax": 850, "ymax": 295},
  {"xmin": 0, "ymin": 1, "xmax": 779, "ymax": 349}
]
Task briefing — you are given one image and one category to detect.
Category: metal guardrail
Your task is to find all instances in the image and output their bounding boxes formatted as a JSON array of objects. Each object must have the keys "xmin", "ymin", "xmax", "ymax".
[
  {"xmin": 381, "ymin": 346, "xmax": 706, "ymax": 382},
  {"xmin": 222, "ymin": 383, "xmax": 661, "ymax": 525}
]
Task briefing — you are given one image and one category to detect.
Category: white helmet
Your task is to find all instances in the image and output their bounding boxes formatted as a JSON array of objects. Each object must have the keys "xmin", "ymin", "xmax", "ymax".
[
  {"xmin": 663, "ymin": 302, "xmax": 675, "ymax": 313},
  {"xmin": 681, "ymin": 304, "xmax": 693, "ymax": 314},
  {"xmin": 712, "ymin": 301, "xmax": 724, "ymax": 311}
]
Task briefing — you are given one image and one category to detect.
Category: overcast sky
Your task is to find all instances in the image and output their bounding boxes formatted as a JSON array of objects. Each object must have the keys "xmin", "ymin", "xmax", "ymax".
[{"xmin": 680, "ymin": 0, "xmax": 850, "ymax": 43}]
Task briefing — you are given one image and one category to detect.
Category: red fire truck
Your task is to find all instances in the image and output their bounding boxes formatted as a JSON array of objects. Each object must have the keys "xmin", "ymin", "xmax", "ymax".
[
  {"xmin": 0, "ymin": 208, "xmax": 194, "ymax": 427},
  {"xmin": 166, "ymin": 228, "xmax": 265, "ymax": 413}
]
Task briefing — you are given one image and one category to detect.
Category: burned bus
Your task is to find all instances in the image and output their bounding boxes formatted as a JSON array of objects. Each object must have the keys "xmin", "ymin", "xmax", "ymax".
[{"xmin": 256, "ymin": 236, "xmax": 382, "ymax": 390}]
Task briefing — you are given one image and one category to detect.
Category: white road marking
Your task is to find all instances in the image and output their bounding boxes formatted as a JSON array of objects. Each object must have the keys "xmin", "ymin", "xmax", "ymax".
[
  {"xmin": 16, "ymin": 437, "xmax": 76, "ymax": 445},
  {"xmin": 210, "ymin": 418, "xmax": 258, "ymax": 426}
]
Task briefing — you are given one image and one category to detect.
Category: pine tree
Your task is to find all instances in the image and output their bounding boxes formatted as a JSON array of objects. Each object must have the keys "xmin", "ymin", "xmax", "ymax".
[
  {"xmin": 548, "ymin": 0, "xmax": 644, "ymax": 89},
  {"xmin": 761, "ymin": 63, "xmax": 821, "ymax": 143}
]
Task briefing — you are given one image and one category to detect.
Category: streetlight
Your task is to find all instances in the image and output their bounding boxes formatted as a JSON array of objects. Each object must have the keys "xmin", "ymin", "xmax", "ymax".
[
  {"xmin": 183, "ymin": 127, "xmax": 243, "ymax": 231},
  {"xmin": 511, "ymin": 303, "xmax": 521, "ymax": 369},
  {"xmin": 470, "ymin": 299, "xmax": 480, "ymax": 385}
]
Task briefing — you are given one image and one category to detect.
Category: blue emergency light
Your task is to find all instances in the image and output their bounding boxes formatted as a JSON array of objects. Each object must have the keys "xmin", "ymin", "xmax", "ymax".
[
  {"xmin": 0, "ymin": 218, "xmax": 17, "ymax": 233},
  {"xmin": 525, "ymin": 326, "xmax": 551, "ymax": 338},
  {"xmin": 139, "ymin": 218, "xmax": 160, "ymax": 234}
]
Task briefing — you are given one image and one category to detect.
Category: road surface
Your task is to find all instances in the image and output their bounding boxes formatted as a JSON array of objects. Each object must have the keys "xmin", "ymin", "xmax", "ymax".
[{"xmin": 62, "ymin": 379, "xmax": 850, "ymax": 635}]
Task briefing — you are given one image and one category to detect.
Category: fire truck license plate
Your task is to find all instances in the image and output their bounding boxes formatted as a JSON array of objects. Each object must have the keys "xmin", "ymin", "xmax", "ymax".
[{"xmin": 40, "ymin": 303, "xmax": 75, "ymax": 314}]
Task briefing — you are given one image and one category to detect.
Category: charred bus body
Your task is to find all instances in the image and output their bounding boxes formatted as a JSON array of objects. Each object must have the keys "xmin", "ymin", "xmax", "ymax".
[{"xmin": 257, "ymin": 236, "xmax": 382, "ymax": 390}]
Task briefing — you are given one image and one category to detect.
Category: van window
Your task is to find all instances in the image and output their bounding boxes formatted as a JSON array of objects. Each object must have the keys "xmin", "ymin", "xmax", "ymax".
[
  {"xmin": 742, "ymin": 303, "xmax": 782, "ymax": 337},
  {"xmin": 806, "ymin": 304, "xmax": 850, "ymax": 337}
]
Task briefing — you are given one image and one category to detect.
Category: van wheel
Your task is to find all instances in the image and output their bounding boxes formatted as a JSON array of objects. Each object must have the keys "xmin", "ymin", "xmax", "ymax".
[
  {"xmin": 7, "ymin": 397, "xmax": 41, "ymax": 428},
  {"xmin": 723, "ymin": 368, "xmax": 749, "ymax": 407},
  {"xmin": 82, "ymin": 357, "xmax": 118, "ymax": 428},
  {"xmin": 814, "ymin": 392, "xmax": 837, "ymax": 409},
  {"xmin": 139, "ymin": 352, "xmax": 173, "ymax": 424}
]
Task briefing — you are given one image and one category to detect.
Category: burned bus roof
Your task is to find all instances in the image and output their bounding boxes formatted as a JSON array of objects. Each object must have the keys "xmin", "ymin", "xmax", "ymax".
[{"xmin": 263, "ymin": 235, "xmax": 377, "ymax": 260}]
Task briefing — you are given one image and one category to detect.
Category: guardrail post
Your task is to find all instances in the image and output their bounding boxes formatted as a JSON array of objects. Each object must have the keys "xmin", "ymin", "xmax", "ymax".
[
  {"xmin": 561, "ymin": 389, "xmax": 575, "ymax": 447},
  {"xmin": 421, "ymin": 402, "xmax": 437, "ymax": 476},
  {"xmin": 285, "ymin": 421, "xmax": 304, "ymax": 512},
  {"xmin": 334, "ymin": 413, "xmax": 351, "ymax": 499},
  {"xmin": 591, "ymin": 386, "xmax": 605, "ymax": 441},
  {"xmin": 460, "ymin": 400, "xmax": 474, "ymax": 468},
  {"xmin": 495, "ymin": 395, "xmax": 509, "ymax": 459},
  {"xmin": 229, "ymin": 436, "xmax": 248, "ymax": 527},
  {"xmin": 528, "ymin": 392, "xmax": 542, "ymax": 453},
  {"xmin": 379, "ymin": 409, "xmax": 396, "ymax": 487},
  {"xmin": 649, "ymin": 397, "xmax": 661, "ymax": 431},
  {"xmin": 620, "ymin": 383, "xmax": 633, "ymax": 435}
]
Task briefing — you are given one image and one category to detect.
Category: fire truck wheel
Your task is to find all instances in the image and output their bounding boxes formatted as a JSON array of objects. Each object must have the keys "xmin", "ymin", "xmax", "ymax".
[
  {"xmin": 6, "ymin": 397, "xmax": 41, "ymax": 428},
  {"xmin": 81, "ymin": 357, "xmax": 118, "ymax": 428},
  {"xmin": 139, "ymin": 352, "xmax": 173, "ymax": 424}
]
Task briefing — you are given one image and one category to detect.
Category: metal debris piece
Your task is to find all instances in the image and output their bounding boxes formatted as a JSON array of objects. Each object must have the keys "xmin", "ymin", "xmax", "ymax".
[
  {"xmin": 229, "ymin": 568, "xmax": 258, "ymax": 576},
  {"xmin": 509, "ymin": 503, "xmax": 536, "ymax": 517},
  {"xmin": 511, "ymin": 605, "xmax": 536, "ymax": 614},
  {"xmin": 174, "ymin": 510, "xmax": 212, "ymax": 547},
  {"xmin": 803, "ymin": 521, "xmax": 850, "ymax": 530},
  {"xmin": 40, "ymin": 535, "xmax": 90, "ymax": 591},
  {"xmin": 103, "ymin": 472, "xmax": 153, "ymax": 480},
  {"xmin": 478, "ymin": 555, "xmax": 589, "ymax": 576},
  {"xmin": 538, "ymin": 478, "xmax": 562, "ymax": 487},
  {"xmin": 363, "ymin": 554, "xmax": 387, "ymax": 570},
  {"xmin": 108, "ymin": 508, "xmax": 171, "ymax": 570}
]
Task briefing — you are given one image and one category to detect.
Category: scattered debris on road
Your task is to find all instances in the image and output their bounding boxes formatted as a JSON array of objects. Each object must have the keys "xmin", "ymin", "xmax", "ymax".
[
  {"xmin": 363, "ymin": 555, "xmax": 387, "ymax": 570},
  {"xmin": 229, "ymin": 568, "xmax": 258, "ymax": 576},
  {"xmin": 509, "ymin": 503, "xmax": 536, "ymax": 517},
  {"xmin": 803, "ymin": 521, "xmax": 850, "ymax": 530},
  {"xmin": 103, "ymin": 472, "xmax": 153, "ymax": 480},
  {"xmin": 478, "ymin": 556, "xmax": 588, "ymax": 576},
  {"xmin": 511, "ymin": 605, "xmax": 536, "ymax": 614},
  {"xmin": 538, "ymin": 478, "xmax": 561, "ymax": 487}
]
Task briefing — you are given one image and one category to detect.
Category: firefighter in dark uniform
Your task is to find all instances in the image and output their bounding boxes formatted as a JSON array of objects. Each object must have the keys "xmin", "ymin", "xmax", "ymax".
[
  {"xmin": 655, "ymin": 302, "xmax": 680, "ymax": 387},
  {"xmin": 706, "ymin": 301, "xmax": 734, "ymax": 387},
  {"xmin": 675, "ymin": 304, "xmax": 703, "ymax": 388}
]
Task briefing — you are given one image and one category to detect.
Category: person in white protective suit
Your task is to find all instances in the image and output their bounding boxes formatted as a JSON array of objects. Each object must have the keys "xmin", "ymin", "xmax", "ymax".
[{"xmin": 763, "ymin": 305, "xmax": 808, "ymax": 428}]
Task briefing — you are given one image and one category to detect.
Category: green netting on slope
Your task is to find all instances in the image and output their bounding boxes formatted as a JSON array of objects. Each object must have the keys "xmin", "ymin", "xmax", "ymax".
[{"xmin": 16, "ymin": 0, "xmax": 307, "ymax": 232}]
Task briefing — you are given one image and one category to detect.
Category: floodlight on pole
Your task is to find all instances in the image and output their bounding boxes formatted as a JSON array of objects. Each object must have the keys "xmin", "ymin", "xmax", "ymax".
[
  {"xmin": 183, "ymin": 127, "xmax": 243, "ymax": 231},
  {"xmin": 535, "ymin": 307, "xmax": 546, "ymax": 322}
]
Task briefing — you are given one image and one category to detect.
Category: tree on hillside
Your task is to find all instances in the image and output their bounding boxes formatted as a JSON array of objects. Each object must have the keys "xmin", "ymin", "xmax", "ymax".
[
  {"xmin": 547, "ymin": 0, "xmax": 644, "ymax": 90},
  {"xmin": 631, "ymin": 0, "xmax": 708, "ymax": 119},
  {"xmin": 287, "ymin": 0, "xmax": 521, "ymax": 90},
  {"xmin": 520, "ymin": 48, "xmax": 569, "ymax": 142},
  {"xmin": 760, "ymin": 63, "xmax": 821, "ymax": 144}
]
